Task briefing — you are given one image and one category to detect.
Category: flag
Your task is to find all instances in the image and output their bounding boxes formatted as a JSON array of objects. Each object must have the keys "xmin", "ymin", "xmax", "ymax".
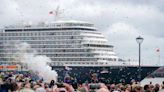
[
  {"xmin": 49, "ymin": 6, "xmax": 60, "ymax": 16},
  {"xmin": 156, "ymin": 48, "xmax": 160, "ymax": 52},
  {"xmin": 49, "ymin": 11, "xmax": 53, "ymax": 15}
]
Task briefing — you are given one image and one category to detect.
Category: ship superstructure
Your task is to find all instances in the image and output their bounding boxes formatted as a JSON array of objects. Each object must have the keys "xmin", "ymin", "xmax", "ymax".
[{"xmin": 0, "ymin": 20, "xmax": 124, "ymax": 66}]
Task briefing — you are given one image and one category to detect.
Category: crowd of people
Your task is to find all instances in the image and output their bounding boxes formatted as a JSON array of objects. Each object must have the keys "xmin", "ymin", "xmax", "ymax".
[{"xmin": 0, "ymin": 71, "xmax": 164, "ymax": 92}]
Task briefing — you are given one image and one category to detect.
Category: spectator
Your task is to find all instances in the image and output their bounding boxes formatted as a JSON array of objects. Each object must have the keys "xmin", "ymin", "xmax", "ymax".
[
  {"xmin": 110, "ymin": 84, "xmax": 116, "ymax": 92},
  {"xmin": 49, "ymin": 80, "xmax": 55, "ymax": 88},
  {"xmin": 1, "ymin": 70, "xmax": 164, "ymax": 92},
  {"xmin": 125, "ymin": 84, "xmax": 131, "ymax": 92},
  {"xmin": 97, "ymin": 88, "xmax": 110, "ymax": 92},
  {"xmin": 35, "ymin": 87, "xmax": 46, "ymax": 92},
  {"xmin": 153, "ymin": 84, "xmax": 160, "ymax": 92},
  {"xmin": 20, "ymin": 83, "xmax": 35, "ymax": 92},
  {"xmin": 144, "ymin": 85, "xmax": 150, "ymax": 92},
  {"xmin": 159, "ymin": 84, "xmax": 164, "ymax": 92},
  {"xmin": 134, "ymin": 86, "xmax": 143, "ymax": 92}
]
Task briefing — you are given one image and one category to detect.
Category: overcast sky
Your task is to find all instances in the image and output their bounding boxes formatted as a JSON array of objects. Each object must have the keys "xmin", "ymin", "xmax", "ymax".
[{"xmin": 0, "ymin": 0, "xmax": 164, "ymax": 66}]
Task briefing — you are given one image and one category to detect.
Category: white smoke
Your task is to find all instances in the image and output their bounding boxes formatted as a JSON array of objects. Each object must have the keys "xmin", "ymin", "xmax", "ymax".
[{"xmin": 12, "ymin": 42, "xmax": 58, "ymax": 82}]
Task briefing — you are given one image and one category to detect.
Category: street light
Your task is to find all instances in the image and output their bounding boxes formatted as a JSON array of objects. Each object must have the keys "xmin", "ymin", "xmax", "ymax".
[{"xmin": 136, "ymin": 36, "xmax": 144, "ymax": 83}]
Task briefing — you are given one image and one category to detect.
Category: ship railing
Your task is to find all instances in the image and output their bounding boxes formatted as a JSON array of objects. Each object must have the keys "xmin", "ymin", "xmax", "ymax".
[
  {"xmin": 50, "ymin": 60, "xmax": 139, "ymax": 67},
  {"xmin": 4, "ymin": 24, "xmax": 97, "ymax": 30}
]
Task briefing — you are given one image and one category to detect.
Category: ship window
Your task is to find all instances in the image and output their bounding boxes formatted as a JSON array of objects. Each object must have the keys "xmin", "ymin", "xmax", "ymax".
[
  {"xmin": 108, "ymin": 58, "xmax": 112, "ymax": 61},
  {"xmin": 100, "ymin": 62, "xmax": 103, "ymax": 64}
]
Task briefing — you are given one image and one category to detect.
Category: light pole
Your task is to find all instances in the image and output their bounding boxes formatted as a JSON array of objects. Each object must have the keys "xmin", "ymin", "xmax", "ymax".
[{"xmin": 136, "ymin": 36, "xmax": 144, "ymax": 83}]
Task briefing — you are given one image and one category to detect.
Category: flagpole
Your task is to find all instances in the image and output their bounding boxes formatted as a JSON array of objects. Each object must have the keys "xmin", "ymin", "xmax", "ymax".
[
  {"xmin": 156, "ymin": 48, "xmax": 160, "ymax": 66},
  {"xmin": 158, "ymin": 53, "xmax": 160, "ymax": 66}
]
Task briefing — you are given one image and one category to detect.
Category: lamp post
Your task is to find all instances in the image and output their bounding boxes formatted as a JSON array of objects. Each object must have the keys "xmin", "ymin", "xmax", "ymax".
[{"xmin": 136, "ymin": 36, "xmax": 144, "ymax": 83}]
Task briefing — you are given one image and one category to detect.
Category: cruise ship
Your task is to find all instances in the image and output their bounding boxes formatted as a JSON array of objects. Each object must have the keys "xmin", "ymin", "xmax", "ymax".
[{"xmin": 0, "ymin": 20, "xmax": 160, "ymax": 84}]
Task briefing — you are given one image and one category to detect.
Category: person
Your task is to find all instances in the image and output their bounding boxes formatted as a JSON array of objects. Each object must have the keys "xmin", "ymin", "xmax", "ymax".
[
  {"xmin": 144, "ymin": 85, "xmax": 150, "ymax": 92},
  {"xmin": 149, "ymin": 84, "xmax": 154, "ymax": 92},
  {"xmin": 153, "ymin": 84, "xmax": 160, "ymax": 92},
  {"xmin": 0, "ymin": 82, "xmax": 10, "ymax": 92},
  {"xmin": 96, "ymin": 88, "xmax": 110, "ymax": 92},
  {"xmin": 10, "ymin": 82, "xmax": 19, "ymax": 92},
  {"xmin": 93, "ymin": 83, "xmax": 109, "ymax": 92},
  {"xmin": 49, "ymin": 80, "xmax": 55, "ymax": 88},
  {"xmin": 110, "ymin": 84, "xmax": 116, "ymax": 92},
  {"xmin": 134, "ymin": 86, "xmax": 143, "ymax": 92},
  {"xmin": 35, "ymin": 83, "xmax": 46, "ymax": 92},
  {"xmin": 63, "ymin": 83, "xmax": 74, "ymax": 92},
  {"xmin": 35, "ymin": 87, "xmax": 46, "ymax": 92},
  {"xmin": 78, "ymin": 87, "xmax": 88, "ymax": 92},
  {"xmin": 20, "ymin": 83, "xmax": 35, "ymax": 92},
  {"xmin": 124, "ymin": 84, "xmax": 131, "ymax": 92},
  {"xmin": 159, "ymin": 84, "xmax": 164, "ymax": 92},
  {"xmin": 53, "ymin": 83, "xmax": 74, "ymax": 92}
]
